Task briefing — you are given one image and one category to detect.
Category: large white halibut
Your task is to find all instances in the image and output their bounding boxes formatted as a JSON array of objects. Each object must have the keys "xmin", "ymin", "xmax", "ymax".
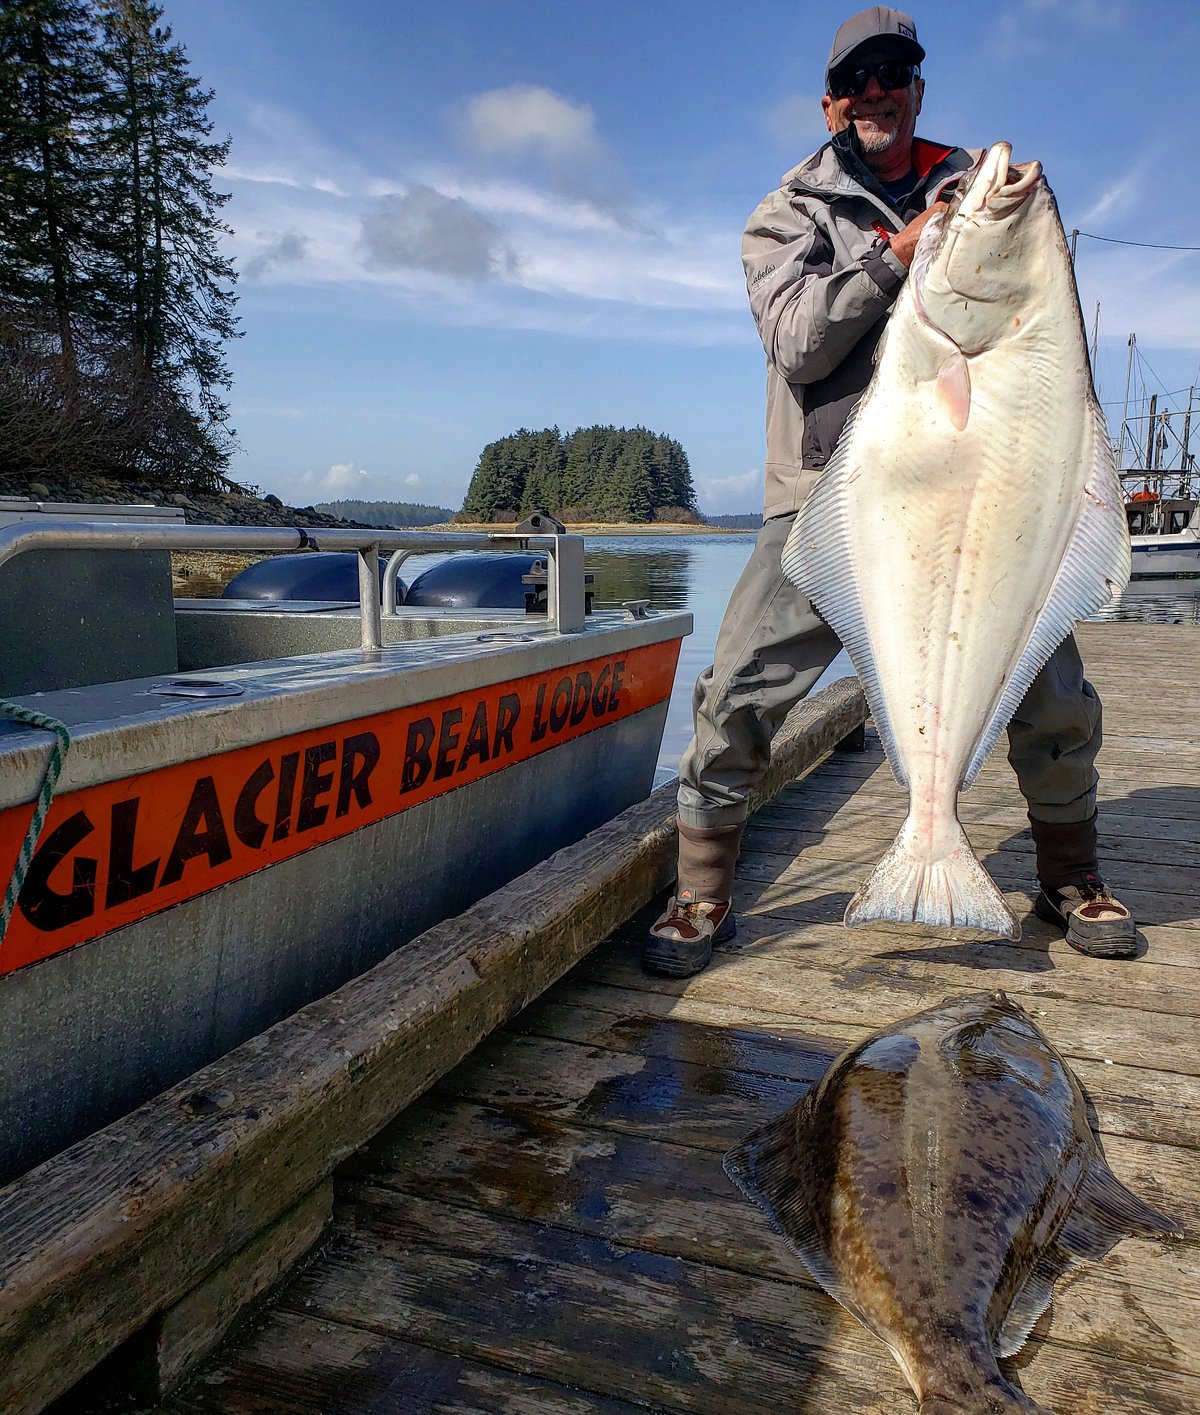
[{"xmin": 781, "ymin": 144, "xmax": 1130, "ymax": 940}]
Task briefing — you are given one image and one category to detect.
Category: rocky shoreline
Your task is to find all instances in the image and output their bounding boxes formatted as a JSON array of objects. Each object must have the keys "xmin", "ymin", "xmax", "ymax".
[
  {"xmin": 0, "ymin": 472, "xmax": 375, "ymax": 596},
  {"xmin": 0, "ymin": 475, "xmax": 747, "ymax": 595},
  {"xmin": 0, "ymin": 471, "xmax": 366, "ymax": 530},
  {"xmin": 0, "ymin": 474, "xmax": 737, "ymax": 536}
]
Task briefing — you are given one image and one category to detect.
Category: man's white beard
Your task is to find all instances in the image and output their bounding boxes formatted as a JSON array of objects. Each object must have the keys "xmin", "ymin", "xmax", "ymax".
[{"xmin": 854, "ymin": 122, "xmax": 898, "ymax": 155}]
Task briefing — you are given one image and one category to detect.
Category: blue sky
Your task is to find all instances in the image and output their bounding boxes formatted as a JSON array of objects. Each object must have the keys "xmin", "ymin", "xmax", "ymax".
[{"xmin": 163, "ymin": 0, "xmax": 1200, "ymax": 514}]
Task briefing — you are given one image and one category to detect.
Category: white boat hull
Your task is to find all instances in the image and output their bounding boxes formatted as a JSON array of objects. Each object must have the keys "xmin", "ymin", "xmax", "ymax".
[{"xmin": 1130, "ymin": 530, "xmax": 1200, "ymax": 579}]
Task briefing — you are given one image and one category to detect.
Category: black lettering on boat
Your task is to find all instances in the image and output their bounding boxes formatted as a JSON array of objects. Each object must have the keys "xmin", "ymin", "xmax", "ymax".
[
  {"xmin": 234, "ymin": 759, "xmax": 275, "ymax": 849},
  {"xmin": 570, "ymin": 671, "xmax": 592, "ymax": 727},
  {"xmin": 105, "ymin": 797, "xmax": 160, "ymax": 909},
  {"xmin": 549, "ymin": 676, "xmax": 572, "ymax": 733},
  {"xmin": 434, "ymin": 707, "xmax": 463, "ymax": 781},
  {"xmin": 457, "ymin": 701, "xmax": 491, "ymax": 773},
  {"xmin": 494, "ymin": 693, "xmax": 519, "ymax": 755},
  {"xmin": 608, "ymin": 659, "xmax": 626, "ymax": 713},
  {"xmin": 591, "ymin": 664, "xmax": 612, "ymax": 714},
  {"xmin": 273, "ymin": 752, "xmax": 300, "ymax": 843},
  {"xmin": 401, "ymin": 717, "xmax": 435, "ymax": 793},
  {"xmin": 336, "ymin": 732, "xmax": 380, "ymax": 816},
  {"xmin": 160, "ymin": 777, "xmax": 232, "ymax": 886},
  {"xmin": 297, "ymin": 742, "xmax": 337, "ymax": 832},
  {"xmin": 530, "ymin": 682, "xmax": 549, "ymax": 742},
  {"xmin": 18, "ymin": 809, "xmax": 97, "ymax": 931}
]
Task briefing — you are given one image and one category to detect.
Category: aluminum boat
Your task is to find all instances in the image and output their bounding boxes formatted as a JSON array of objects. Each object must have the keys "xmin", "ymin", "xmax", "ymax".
[{"xmin": 0, "ymin": 501, "xmax": 689, "ymax": 1184}]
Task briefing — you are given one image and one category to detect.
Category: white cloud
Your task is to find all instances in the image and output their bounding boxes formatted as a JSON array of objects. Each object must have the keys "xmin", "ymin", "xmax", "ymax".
[
  {"xmin": 403, "ymin": 473, "xmax": 421, "ymax": 488},
  {"xmin": 296, "ymin": 463, "xmax": 373, "ymax": 495},
  {"xmin": 455, "ymin": 83, "xmax": 636, "ymax": 226},
  {"xmin": 225, "ymin": 166, "xmax": 347, "ymax": 197},
  {"xmin": 461, "ymin": 84, "xmax": 604, "ymax": 166},
  {"xmin": 244, "ymin": 229, "xmax": 309, "ymax": 279},
  {"xmin": 1077, "ymin": 248, "xmax": 1200, "ymax": 354},
  {"xmin": 215, "ymin": 98, "xmax": 747, "ymax": 343},
  {"xmin": 696, "ymin": 467, "xmax": 764, "ymax": 515},
  {"xmin": 423, "ymin": 169, "xmax": 630, "ymax": 234},
  {"xmin": 358, "ymin": 186, "xmax": 516, "ymax": 280},
  {"xmin": 1077, "ymin": 168, "xmax": 1143, "ymax": 227}
]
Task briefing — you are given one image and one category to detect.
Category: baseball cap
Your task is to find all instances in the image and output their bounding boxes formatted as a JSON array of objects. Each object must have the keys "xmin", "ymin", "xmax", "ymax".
[{"xmin": 826, "ymin": 7, "xmax": 925, "ymax": 82}]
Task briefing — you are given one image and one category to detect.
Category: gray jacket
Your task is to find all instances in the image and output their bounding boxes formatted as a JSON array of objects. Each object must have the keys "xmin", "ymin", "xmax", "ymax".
[{"xmin": 743, "ymin": 134, "xmax": 975, "ymax": 520}]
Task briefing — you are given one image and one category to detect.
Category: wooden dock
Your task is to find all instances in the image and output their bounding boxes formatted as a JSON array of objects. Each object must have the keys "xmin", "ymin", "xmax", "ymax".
[{"xmin": 63, "ymin": 624, "xmax": 1200, "ymax": 1411}]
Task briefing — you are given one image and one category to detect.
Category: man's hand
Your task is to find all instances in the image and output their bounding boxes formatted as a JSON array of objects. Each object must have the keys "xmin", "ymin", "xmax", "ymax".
[{"xmin": 888, "ymin": 202, "xmax": 949, "ymax": 269}]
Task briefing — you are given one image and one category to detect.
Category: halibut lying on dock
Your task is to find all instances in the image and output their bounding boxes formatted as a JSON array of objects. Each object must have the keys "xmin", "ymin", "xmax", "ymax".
[
  {"xmin": 725, "ymin": 992, "xmax": 1183, "ymax": 1415},
  {"xmin": 781, "ymin": 143, "xmax": 1130, "ymax": 939}
]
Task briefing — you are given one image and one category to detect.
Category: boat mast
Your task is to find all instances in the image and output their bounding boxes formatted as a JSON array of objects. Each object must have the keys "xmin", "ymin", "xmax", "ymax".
[
  {"xmin": 1145, "ymin": 393, "xmax": 1158, "ymax": 479},
  {"xmin": 1120, "ymin": 332, "xmax": 1136, "ymax": 470}
]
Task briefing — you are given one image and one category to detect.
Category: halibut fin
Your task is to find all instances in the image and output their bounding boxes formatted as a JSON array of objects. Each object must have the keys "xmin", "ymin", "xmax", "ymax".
[
  {"xmin": 995, "ymin": 1152, "xmax": 1183, "ymax": 1358},
  {"xmin": 936, "ymin": 352, "xmax": 971, "ymax": 429},
  {"xmin": 961, "ymin": 400, "xmax": 1131, "ymax": 790},
  {"xmin": 782, "ymin": 403, "xmax": 910, "ymax": 791},
  {"xmin": 845, "ymin": 816, "xmax": 1020, "ymax": 939},
  {"xmin": 723, "ymin": 1105, "xmax": 873, "ymax": 1333}
]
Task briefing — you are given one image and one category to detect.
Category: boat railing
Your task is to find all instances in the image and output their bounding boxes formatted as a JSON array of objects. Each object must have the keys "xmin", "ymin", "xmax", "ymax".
[{"xmin": 0, "ymin": 520, "xmax": 589, "ymax": 652}]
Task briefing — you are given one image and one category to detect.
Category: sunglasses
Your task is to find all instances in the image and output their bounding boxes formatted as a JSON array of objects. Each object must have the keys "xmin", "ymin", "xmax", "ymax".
[{"xmin": 827, "ymin": 61, "xmax": 919, "ymax": 98}]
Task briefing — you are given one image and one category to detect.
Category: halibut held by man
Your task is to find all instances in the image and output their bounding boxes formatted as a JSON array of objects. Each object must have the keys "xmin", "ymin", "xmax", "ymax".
[{"xmin": 781, "ymin": 143, "xmax": 1131, "ymax": 940}]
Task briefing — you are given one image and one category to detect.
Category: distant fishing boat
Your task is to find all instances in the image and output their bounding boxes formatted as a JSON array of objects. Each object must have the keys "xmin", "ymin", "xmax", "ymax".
[
  {"xmin": 1113, "ymin": 334, "xmax": 1199, "ymax": 579},
  {"xmin": 1126, "ymin": 493, "xmax": 1200, "ymax": 579}
]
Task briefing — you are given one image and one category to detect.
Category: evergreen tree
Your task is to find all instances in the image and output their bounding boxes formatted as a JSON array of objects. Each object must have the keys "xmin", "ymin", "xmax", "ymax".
[
  {"xmin": 520, "ymin": 426, "xmax": 564, "ymax": 514},
  {"xmin": 609, "ymin": 435, "xmax": 654, "ymax": 521},
  {"xmin": 461, "ymin": 438, "xmax": 504, "ymax": 519},
  {"xmin": 0, "ymin": 0, "xmax": 240, "ymax": 484},
  {"xmin": 96, "ymin": 0, "xmax": 237, "ymax": 473},
  {"xmin": 652, "ymin": 432, "xmax": 695, "ymax": 511},
  {"xmin": 562, "ymin": 424, "xmax": 614, "ymax": 513},
  {"xmin": 0, "ymin": 0, "xmax": 106, "ymax": 374}
]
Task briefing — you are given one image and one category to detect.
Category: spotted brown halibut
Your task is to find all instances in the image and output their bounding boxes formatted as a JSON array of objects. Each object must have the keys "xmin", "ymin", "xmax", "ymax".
[{"xmin": 724, "ymin": 992, "xmax": 1183, "ymax": 1414}]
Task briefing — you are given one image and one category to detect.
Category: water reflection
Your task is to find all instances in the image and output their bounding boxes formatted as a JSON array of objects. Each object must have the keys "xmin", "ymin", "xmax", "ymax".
[{"xmin": 1092, "ymin": 579, "xmax": 1200, "ymax": 626}]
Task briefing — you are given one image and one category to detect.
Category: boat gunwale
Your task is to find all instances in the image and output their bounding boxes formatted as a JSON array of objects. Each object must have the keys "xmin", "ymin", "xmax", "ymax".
[{"xmin": 0, "ymin": 610, "xmax": 691, "ymax": 807}]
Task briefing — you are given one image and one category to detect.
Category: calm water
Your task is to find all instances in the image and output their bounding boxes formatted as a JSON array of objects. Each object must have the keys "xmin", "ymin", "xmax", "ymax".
[
  {"xmin": 578, "ymin": 533, "xmax": 1200, "ymax": 775},
  {"xmin": 184, "ymin": 531, "xmax": 1200, "ymax": 778}
]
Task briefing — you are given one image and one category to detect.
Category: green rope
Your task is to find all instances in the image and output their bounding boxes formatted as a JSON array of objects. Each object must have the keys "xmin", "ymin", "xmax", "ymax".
[{"xmin": 0, "ymin": 701, "xmax": 72, "ymax": 946}]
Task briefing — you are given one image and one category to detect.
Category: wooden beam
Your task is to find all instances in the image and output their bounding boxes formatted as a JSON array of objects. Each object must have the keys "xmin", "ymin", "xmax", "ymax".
[{"xmin": 0, "ymin": 678, "xmax": 866, "ymax": 1414}]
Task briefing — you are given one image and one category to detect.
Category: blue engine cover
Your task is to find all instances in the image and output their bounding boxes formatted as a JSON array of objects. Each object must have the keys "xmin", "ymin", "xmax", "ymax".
[
  {"xmin": 222, "ymin": 552, "xmax": 392, "ymax": 602},
  {"xmin": 404, "ymin": 554, "xmax": 540, "ymax": 609}
]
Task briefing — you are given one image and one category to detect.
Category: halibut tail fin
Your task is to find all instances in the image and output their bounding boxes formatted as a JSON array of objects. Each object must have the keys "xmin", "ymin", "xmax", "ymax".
[{"xmin": 845, "ymin": 817, "xmax": 1020, "ymax": 940}]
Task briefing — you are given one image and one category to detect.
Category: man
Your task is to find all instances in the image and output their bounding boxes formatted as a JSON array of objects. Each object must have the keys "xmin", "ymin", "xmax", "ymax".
[{"xmin": 644, "ymin": 5, "xmax": 1136, "ymax": 978}]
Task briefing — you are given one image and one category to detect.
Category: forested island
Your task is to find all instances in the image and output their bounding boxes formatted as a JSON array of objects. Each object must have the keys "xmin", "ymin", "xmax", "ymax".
[{"xmin": 458, "ymin": 426, "xmax": 702, "ymax": 525}]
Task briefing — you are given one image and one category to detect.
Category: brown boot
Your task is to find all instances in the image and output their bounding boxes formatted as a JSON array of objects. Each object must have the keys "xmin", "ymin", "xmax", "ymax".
[
  {"xmin": 644, "ymin": 822, "xmax": 742, "ymax": 977},
  {"xmin": 1029, "ymin": 814, "xmax": 1136, "ymax": 959},
  {"xmin": 1034, "ymin": 874, "xmax": 1136, "ymax": 959}
]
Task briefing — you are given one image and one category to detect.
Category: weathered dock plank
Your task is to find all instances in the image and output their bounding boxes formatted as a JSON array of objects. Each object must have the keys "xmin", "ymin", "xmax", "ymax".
[
  {"xmin": 217, "ymin": 1191, "xmax": 1200, "ymax": 1415},
  {"xmin": 341, "ymin": 1100, "xmax": 1200, "ymax": 1380},
  {"xmin": 120, "ymin": 624, "xmax": 1200, "ymax": 1413}
]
